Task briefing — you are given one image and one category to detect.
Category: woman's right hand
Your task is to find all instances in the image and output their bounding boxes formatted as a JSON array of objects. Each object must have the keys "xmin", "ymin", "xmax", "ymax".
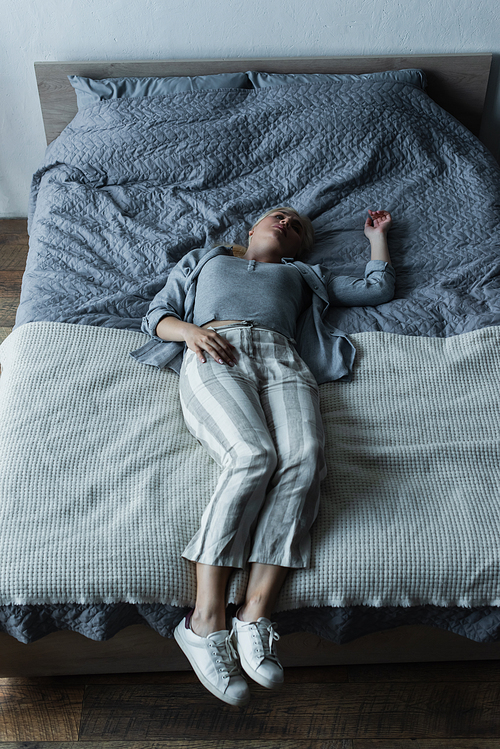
[
  {"xmin": 182, "ymin": 323, "xmax": 237, "ymax": 365},
  {"xmin": 155, "ymin": 316, "xmax": 237, "ymax": 365}
]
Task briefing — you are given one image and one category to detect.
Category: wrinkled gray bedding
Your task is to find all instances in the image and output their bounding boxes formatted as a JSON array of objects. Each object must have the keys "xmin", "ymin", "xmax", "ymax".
[
  {"xmin": 6, "ymin": 77, "xmax": 500, "ymax": 645},
  {"xmin": 18, "ymin": 79, "xmax": 500, "ymax": 335}
]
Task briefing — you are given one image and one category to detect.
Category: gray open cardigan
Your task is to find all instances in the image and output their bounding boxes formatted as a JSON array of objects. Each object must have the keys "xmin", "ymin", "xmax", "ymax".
[{"xmin": 130, "ymin": 246, "xmax": 396, "ymax": 384}]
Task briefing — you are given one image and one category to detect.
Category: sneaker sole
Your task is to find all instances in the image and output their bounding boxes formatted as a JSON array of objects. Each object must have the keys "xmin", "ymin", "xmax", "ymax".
[{"xmin": 174, "ymin": 623, "xmax": 250, "ymax": 707}]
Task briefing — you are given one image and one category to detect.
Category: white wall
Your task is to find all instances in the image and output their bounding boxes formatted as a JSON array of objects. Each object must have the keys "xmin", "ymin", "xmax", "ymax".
[{"xmin": 1, "ymin": 0, "xmax": 499, "ymax": 217}]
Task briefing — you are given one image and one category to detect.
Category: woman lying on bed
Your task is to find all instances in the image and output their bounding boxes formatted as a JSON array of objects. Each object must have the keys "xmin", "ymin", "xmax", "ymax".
[{"xmin": 131, "ymin": 207, "xmax": 395, "ymax": 706}]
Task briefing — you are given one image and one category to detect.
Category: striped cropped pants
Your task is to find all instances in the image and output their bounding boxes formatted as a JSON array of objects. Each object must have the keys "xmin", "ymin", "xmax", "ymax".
[{"xmin": 178, "ymin": 323, "xmax": 326, "ymax": 569}]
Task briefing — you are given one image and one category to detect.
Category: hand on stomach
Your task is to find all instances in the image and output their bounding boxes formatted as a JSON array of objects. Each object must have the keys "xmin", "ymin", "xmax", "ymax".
[{"xmin": 184, "ymin": 321, "xmax": 240, "ymax": 365}]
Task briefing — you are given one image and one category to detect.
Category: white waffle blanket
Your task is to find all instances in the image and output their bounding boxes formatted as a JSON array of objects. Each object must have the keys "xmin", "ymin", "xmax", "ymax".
[{"xmin": 1, "ymin": 321, "xmax": 499, "ymax": 608}]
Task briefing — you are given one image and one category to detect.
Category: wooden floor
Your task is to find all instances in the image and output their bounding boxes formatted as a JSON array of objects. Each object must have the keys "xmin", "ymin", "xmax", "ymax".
[
  {"xmin": 2, "ymin": 218, "xmax": 500, "ymax": 746},
  {"xmin": 0, "ymin": 218, "xmax": 28, "ymax": 345},
  {"xmin": 1, "ymin": 661, "xmax": 500, "ymax": 745}
]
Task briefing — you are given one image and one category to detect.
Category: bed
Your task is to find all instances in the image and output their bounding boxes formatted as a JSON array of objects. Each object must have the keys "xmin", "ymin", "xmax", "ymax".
[{"xmin": 1, "ymin": 53, "xmax": 500, "ymax": 676}]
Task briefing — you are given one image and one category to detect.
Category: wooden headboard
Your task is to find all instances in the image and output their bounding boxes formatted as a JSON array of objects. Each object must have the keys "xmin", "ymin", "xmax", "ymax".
[{"xmin": 35, "ymin": 53, "xmax": 492, "ymax": 145}]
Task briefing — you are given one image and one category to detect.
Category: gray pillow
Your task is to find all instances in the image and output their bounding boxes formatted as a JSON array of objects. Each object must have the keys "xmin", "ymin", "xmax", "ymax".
[
  {"xmin": 246, "ymin": 68, "xmax": 427, "ymax": 89},
  {"xmin": 68, "ymin": 72, "xmax": 251, "ymax": 109}
]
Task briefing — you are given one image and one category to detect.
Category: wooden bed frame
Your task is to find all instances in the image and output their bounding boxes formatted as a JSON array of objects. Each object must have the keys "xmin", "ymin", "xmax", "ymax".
[{"xmin": 1, "ymin": 53, "xmax": 498, "ymax": 677}]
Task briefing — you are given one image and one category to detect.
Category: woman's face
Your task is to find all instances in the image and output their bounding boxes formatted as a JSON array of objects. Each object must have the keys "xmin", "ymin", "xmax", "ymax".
[{"xmin": 248, "ymin": 210, "xmax": 304, "ymax": 259}]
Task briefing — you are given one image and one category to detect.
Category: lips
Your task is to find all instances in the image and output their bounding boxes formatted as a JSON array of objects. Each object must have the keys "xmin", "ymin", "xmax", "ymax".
[{"xmin": 273, "ymin": 224, "xmax": 287, "ymax": 236}]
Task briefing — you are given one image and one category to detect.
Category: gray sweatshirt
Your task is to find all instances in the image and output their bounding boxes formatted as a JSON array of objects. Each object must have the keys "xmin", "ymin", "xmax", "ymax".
[{"xmin": 193, "ymin": 255, "xmax": 311, "ymax": 340}]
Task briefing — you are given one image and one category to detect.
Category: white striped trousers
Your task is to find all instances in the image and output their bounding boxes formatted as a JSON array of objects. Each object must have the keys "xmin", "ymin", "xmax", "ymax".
[{"xmin": 178, "ymin": 324, "xmax": 326, "ymax": 569}]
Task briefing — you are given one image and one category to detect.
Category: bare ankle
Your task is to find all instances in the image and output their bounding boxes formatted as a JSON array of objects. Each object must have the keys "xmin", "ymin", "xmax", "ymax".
[
  {"xmin": 190, "ymin": 608, "xmax": 227, "ymax": 637},
  {"xmin": 238, "ymin": 600, "xmax": 270, "ymax": 623}
]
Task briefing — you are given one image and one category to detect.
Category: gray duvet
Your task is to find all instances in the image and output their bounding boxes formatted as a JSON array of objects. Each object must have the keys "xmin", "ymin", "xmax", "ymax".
[
  {"xmin": 6, "ymin": 78, "xmax": 500, "ymax": 645},
  {"xmin": 18, "ymin": 79, "xmax": 500, "ymax": 337}
]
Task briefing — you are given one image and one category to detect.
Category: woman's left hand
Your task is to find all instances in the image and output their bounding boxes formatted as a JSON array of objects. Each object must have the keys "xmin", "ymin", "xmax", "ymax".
[{"xmin": 364, "ymin": 210, "xmax": 392, "ymax": 238}]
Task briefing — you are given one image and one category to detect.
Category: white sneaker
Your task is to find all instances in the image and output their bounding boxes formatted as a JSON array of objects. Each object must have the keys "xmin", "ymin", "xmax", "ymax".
[
  {"xmin": 231, "ymin": 616, "xmax": 284, "ymax": 689},
  {"xmin": 174, "ymin": 614, "xmax": 250, "ymax": 706}
]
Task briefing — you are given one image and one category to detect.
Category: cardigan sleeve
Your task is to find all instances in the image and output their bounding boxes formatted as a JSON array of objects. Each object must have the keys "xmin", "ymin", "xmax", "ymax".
[
  {"xmin": 141, "ymin": 269, "xmax": 186, "ymax": 340},
  {"xmin": 140, "ymin": 248, "xmax": 210, "ymax": 339},
  {"xmin": 327, "ymin": 260, "xmax": 396, "ymax": 307}
]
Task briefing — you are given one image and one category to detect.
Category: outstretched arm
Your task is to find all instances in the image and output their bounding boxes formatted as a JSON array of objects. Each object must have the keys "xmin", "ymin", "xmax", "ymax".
[
  {"xmin": 327, "ymin": 209, "xmax": 395, "ymax": 306},
  {"xmin": 364, "ymin": 209, "xmax": 392, "ymax": 265}
]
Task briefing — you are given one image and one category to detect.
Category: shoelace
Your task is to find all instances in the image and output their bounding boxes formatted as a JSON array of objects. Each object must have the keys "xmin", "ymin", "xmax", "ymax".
[
  {"xmin": 208, "ymin": 633, "xmax": 241, "ymax": 681},
  {"xmin": 233, "ymin": 619, "xmax": 280, "ymax": 665},
  {"xmin": 258, "ymin": 620, "xmax": 280, "ymax": 664}
]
